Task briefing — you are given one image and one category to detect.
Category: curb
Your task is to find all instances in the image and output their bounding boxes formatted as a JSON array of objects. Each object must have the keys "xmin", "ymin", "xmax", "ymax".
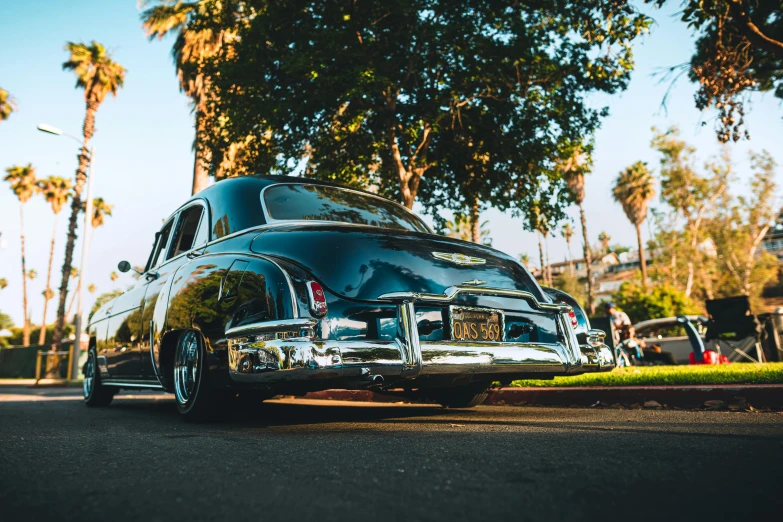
[{"xmin": 303, "ymin": 384, "xmax": 783, "ymax": 409}]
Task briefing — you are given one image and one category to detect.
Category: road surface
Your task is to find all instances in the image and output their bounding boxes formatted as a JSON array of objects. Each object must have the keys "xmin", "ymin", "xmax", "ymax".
[{"xmin": 0, "ymin": 386, "xmax": 781, "ymax": 522}]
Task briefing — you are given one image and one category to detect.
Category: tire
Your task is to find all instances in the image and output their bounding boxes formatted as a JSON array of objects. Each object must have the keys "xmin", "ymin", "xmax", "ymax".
[
  {"xmin": 83, "ymin": 347, "xmax": 115, "ymax": 407},
  {"xmin": 430, "ymin": 384, "xmax": 491, "ymax": 408},
  {"xmin": 173, "ymin": 330, "xmax": 232, "ymax": 422}
]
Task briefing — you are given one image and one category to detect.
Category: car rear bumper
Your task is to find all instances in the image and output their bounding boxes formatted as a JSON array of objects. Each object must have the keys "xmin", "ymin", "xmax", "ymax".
[{"xmin": 226, "ymin": 286, "xmax": 615, "ymax": 386}]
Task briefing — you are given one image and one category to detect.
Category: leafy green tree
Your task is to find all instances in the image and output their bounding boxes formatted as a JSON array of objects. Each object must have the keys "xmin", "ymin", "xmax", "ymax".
[
  {"xmin": 0, "ymin": 311, "xmax": 13, "ymax": 330},
  {"xmin": 0, "ymin": 88, "xmax": 15, "ymax": 123},
  {"xmin": 613, "ymin": 161, "xmax": 655, "ymax": 291},
  {"xmin": 651, "ymin": 127, "xmax": 728, "ymax": 298},
  {"xmin": 612, "ymin": 281, "xmax": 702, "ymax": 323},
  {"xmin": 4, "ymin": 164, "xmax": 38, "ymax": 346},
  {"xmin": 198, "ymin": 0, "xmax": 650, "ymax": 215},
  {"xmin": 37, "ymin": 176, "xmax": 72, "ymax": 345},
  {"xmin": 552, "ymin": 271, "xmax": 586, "ymax": 309},
  {"xmin": 648, "ymin": 0, "xmax": 783, "ymax": 143},
  {"xmin": 598, "ymin": 231, "xmax": 611, "ymax": 255},
  {"xmin": 706, "ymin": 151, "xmax": 779, "ymax": 310}
]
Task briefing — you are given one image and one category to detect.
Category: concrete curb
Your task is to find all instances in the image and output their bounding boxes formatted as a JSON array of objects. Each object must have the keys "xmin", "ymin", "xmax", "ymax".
[{"xmin": 303, "ymin": 384, "xmax": 783, "ymax": 409}]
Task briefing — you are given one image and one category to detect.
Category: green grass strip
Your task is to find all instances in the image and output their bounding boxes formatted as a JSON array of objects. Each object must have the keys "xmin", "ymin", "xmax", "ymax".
[{"xmin": 510, "ymin": 362, "xmax": 783, "ymax": 387}]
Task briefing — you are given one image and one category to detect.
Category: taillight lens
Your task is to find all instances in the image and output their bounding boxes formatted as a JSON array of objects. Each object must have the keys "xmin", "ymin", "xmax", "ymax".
[
  {"xmin": 567, "ymin": 309, "xmax": 578, "ymax": 329},
  {"xmin": 307, "ymin": 281, "xmax": 328, "ymax": 317}
]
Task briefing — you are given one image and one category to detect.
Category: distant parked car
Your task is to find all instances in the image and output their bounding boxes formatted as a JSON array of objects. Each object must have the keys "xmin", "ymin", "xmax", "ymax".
[
  {"xmin": 633, "ymin": 316, "xmax": 729, "ymax": 364},
  {"xmin": 84, "ymin": 176, "xmax": 615, "ymax": 420}
]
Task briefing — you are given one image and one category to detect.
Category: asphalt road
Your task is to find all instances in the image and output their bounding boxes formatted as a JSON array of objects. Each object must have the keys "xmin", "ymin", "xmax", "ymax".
[{"xmin": 1, "ymin": 387, "xmax": 782, "ymax": 522}]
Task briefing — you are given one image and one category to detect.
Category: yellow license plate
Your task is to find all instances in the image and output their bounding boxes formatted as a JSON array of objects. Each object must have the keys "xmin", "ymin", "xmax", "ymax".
[{"xmin": 449, "ymin": 306, "xmax": 505, "ymax": 342}]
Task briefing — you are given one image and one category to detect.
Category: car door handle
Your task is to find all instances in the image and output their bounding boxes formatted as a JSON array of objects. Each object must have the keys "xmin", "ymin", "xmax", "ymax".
[{"xmin": 187, "ymin": 250, "xmax": 202, "ymax": 259}]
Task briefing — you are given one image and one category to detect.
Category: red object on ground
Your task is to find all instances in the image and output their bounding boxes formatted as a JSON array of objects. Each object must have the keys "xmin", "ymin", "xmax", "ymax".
[{"xmin": 689, "ymin": 351, "xmax": 730, "ymax": 365}]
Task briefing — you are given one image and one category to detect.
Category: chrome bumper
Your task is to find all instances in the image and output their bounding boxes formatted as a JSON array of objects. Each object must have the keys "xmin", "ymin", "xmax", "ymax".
[{"xmin": 226, "ymin": 285, "xmax": 615, "ymax": 385}]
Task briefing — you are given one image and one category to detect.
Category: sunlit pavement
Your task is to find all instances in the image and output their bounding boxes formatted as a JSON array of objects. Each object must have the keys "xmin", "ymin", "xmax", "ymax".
[{"xmin": 0, "ymin": 386, "xmax": 781, "ymax": 522}]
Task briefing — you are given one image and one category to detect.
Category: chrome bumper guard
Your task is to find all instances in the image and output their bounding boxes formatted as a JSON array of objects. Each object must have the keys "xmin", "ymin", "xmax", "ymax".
[{"xmin": 227, "ymin": 285, "xmax": 615, "ymax": 384}]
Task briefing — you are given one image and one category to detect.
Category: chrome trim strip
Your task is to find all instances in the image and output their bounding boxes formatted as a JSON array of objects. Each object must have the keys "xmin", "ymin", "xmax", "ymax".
[
  {"xmin": 225, "ymin": 318, "xmax": 318, "ymax": 339},
  {"xmin": 432, "ymin": 252, "xmax": 486, "ymax": 266},
  {"xmin": 378, "ymin": 285, "xmax": 572, "ymax": 313},
  {"xmin": 102, "ymin": 381, "xmax": 165, "ymax": 389},
  {"xmin": 397, "ymin": 301, "xmax": 422, "ymax": 377}
]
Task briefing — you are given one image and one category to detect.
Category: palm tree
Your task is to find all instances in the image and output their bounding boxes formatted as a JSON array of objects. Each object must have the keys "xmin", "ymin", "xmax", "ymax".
[
  {"xmin": 66, "ymin": 197, "xmax": 114, "ymax": 321},
  {"xmin": 0, "ymin": 88, "xmax": 16, "ymax": 122},
  {"xmin": 560, "ymin": 145, "xmax": 595, "ymax": 314},
  {"xmin": 4, "ymin": 164, "xmax": 38, "ymax": 346},
  {"xmin": 37, "ymin": 176, "xmax": 72, "ymax": 345},
  {"xmin": 562, "ymin": 223, "xmax": 574, "ymax": 274},
  {"xmin": 598, "ymin": 231, "xmax": 611, "ymax": 254},
  {"xmin": 52, "ymin": 41, "xmax": 125, "ymax": 351},
  {"xmin": 141, "ymin": 1, "xmax": 229, "ymax": 195},
  {"xmin": 529, "ymin": 201, "xmax": 551, "ymax": 285},
  {"xmin": 518, "ymin": 253, "xmax": 530, "ymax": 268},
  {"xmin": 613, "ymin": 161, "xmax": 656, "ymax": 290},
  {"xmin": 444, "ymin": 213, "xmax": 492, "ymax": 245},
  {"xmin": 88, "ymin": 197, "xmax": 113, "ymax": 228}
]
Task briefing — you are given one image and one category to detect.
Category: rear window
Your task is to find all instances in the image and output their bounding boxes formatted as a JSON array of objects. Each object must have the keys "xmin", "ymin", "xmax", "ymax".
[{"xmin": 263, "ymin": 184, "xmax": 429, "ymax": 233}]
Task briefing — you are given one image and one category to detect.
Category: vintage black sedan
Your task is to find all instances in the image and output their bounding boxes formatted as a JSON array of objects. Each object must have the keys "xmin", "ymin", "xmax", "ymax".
[{"xmin": 84, "ymin": 176, "xmax": 614, "ymax": 420}]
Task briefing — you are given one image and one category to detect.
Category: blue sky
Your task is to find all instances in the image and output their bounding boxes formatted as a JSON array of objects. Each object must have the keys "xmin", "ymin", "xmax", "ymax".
[{"xmin": 1, "ymin": 0, "xmax": 782, "ymax": 327}]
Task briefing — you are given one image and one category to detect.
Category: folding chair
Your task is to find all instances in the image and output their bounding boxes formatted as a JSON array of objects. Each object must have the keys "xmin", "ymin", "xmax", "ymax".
[{"xmin": 704, "ymin": 296, "xmax": 765, "ymax": 363}]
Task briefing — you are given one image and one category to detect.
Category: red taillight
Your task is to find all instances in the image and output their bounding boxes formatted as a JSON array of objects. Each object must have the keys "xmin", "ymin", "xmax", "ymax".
[
  {"xmin": 307, "ymin": 281, "xmax": 328, "ymax": 317},
  {"xmin": 567, "ymin": 309, "xmax": 578, "ymax": 329}
]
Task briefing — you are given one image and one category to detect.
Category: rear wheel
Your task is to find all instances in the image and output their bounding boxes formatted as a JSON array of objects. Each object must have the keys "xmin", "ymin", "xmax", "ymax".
[
  {"xmin": 429, "ymin": 384, "xmax": 491, "ymax": 408},
  {"xmin": 174, "ymin": 330, "xmax": 231, "ymax": 422},
  {"xmin": 83, "ymin": 348, "xmax": 115, "ymax": 407}
]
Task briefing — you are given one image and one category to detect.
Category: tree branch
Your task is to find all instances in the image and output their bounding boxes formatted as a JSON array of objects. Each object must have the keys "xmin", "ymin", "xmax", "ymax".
[{"xmin": 731, "ymin": 1, "xmax": 783, "ymax": 60}]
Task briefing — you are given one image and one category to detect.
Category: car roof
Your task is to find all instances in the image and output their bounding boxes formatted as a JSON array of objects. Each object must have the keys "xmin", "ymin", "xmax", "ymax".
[
  {"xmin": 634, "ymin": 315, "xmax": 702, "ymax": 330},
  {"xmin": 169, "ymin": 175, "xmax": 415, "ymax": 240}
]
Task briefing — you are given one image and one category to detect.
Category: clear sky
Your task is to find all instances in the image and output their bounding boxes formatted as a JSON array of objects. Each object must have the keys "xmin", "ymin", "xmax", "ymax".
[{"xmin": 1, "ymin": 1, "xmax": 782, "ymax": 327}]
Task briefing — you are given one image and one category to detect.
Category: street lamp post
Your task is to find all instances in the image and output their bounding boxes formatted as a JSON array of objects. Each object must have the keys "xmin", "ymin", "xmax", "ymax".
[{"xmin": 37, "ymin": 124, "xmax": 95, "ymax": 381}]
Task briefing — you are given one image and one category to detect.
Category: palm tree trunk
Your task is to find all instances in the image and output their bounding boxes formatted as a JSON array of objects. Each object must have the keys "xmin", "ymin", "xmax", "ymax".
[
  {"xmin": 38, "ymin": 214, "xmax": 58, "ymax": 345},
  {"xmin": 537, "ymin": 232, "xmax": 546, "ymax": 285},
  {"xmin": 544, "ymin": 233, "xmax": 552, "ymax": 285},
  {"xmin": 19, "ymin": 204, "xmax": 30, "ymax": 347},
  {"xmin": 66, "ymin": 277, "xmax": 79, "ymax": 321},
  {"xmin": 469, "ymin": 199, "xmax": 480, "ymax": 244},
  {"xmin": 579, "ymin": 203, "xmax": 594, "ymax": 315},
  {"xmin": 191, "ymin": 112, "xmax": 209, "ymax": 195},
  {"xmin": 636, "ymin": 222, "xmax": 648, "ymax": 291},
  {"xmin": 566, "ymin": 238, "xmax": 574, "ymax": 275},
  {"xmin": 52, "ymin": 101, "xmax": 96, "ymax": 350}
]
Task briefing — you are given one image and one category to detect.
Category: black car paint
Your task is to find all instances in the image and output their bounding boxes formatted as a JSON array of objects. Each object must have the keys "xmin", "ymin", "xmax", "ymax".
[{"xmin": 86, "ymin": 176, "xmax": 560, "ymax": 392}]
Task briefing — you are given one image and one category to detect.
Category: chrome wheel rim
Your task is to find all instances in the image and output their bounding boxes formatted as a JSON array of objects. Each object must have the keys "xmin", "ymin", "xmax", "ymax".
[
  {"xmin": 174, "ymin": 331, "xmax": 199, "ymax": 405},
  {"xmin": 83, "ymin": 351, "xmax": 95, "ymax": 398}
]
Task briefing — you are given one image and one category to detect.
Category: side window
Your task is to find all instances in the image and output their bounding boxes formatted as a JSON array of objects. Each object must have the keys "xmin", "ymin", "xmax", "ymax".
[
  {"xmin": 192, "ymin": 208, "xmax": 209, "ymax": 249},
  {"xmin": 168, "ymin": 205, "xmax": 204, "ymax": 259},
  {"xmin": 149, "ymin": 220, "xmax": 174, "ymax": 270}
]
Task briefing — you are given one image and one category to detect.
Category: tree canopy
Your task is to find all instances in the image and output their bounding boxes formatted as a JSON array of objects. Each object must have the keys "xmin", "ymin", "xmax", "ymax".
[
  {"xmin": 192, "ymin": 0, "xmax": 650, "ymax": 225},
  {"xmin": 649, "ymin": 0, "xmax": 783, "ymax": 142}
]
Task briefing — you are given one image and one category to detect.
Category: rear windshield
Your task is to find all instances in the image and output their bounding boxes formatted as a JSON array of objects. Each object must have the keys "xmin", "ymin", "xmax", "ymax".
[{"xmin": 263, "ymin": 184, "xmax": 429, "ymax": 233}]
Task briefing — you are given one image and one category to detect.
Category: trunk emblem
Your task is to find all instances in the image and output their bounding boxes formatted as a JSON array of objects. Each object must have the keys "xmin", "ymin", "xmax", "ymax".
[{"xmin": 432, "ymin": 252, "xmax": 486, "ymax": 266}]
